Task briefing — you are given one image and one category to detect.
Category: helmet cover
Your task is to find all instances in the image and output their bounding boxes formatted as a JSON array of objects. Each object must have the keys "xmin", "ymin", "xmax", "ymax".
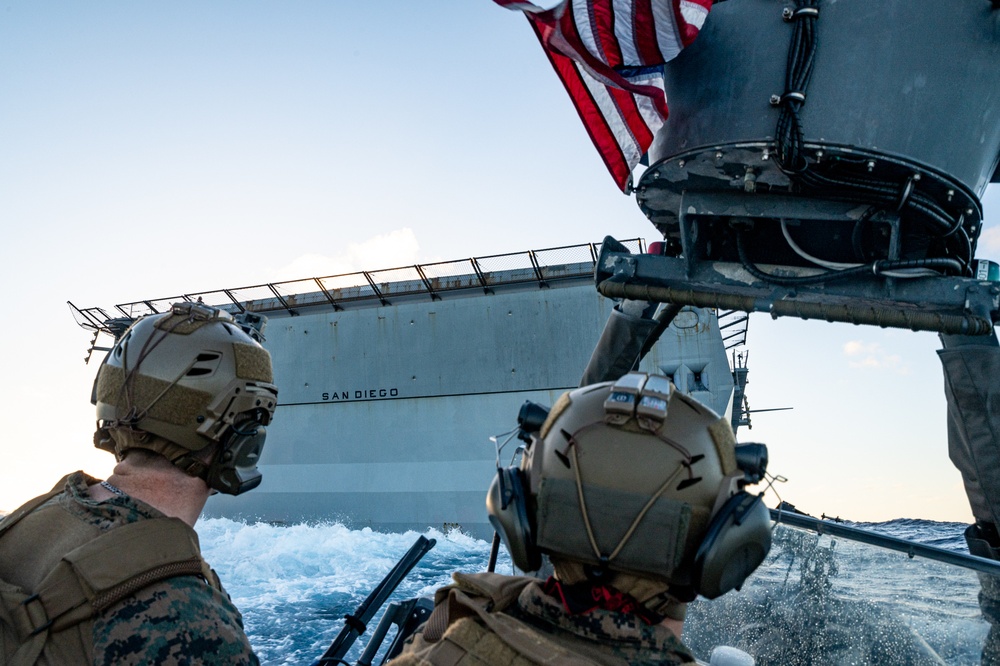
[
  {"xmin": 523, "ymin": 373, "xmax": 746, "ymax": 586},
  {"xmin": 93, "ymin": 302, "xmax": 278, "ymax": 494}
]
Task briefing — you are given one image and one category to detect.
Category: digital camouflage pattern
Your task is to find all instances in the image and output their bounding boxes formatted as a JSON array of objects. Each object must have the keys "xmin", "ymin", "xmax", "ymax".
[
  {"xmin": 0, "ymin": 472, "xmax": 257, "ymax": 666},
  {"xmin": 93, "ymin": 576, "xmax": 256, "ymax": 666},
  {"xmin": 390, "ymin": 572, "xmax": 697, "ymax": 666}
]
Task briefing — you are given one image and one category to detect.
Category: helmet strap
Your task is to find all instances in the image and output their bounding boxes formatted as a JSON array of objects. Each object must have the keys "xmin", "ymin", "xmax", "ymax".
[
  {"xmin": 116, "ymin": 310, "xmax": 207, "ymax": 429},
  {"xmin": 106, "ymin": 428, "xmax": 213, "ymax": 481}
]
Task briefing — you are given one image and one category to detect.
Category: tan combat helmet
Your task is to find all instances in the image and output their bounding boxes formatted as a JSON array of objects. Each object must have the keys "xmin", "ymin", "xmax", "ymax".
[
  {"xmin": 487, "ymin": 372, "xmax": 771, "ymax": 602},
  {"xmin": 92, "ymin": 302, "xmax": 278, "ymax": 495}
]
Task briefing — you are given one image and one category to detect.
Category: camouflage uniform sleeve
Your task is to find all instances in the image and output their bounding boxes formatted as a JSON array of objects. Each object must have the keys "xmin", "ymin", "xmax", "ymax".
[{"xmin": 92, "ymin": 575, "xmax": 259, "ymax": 666}]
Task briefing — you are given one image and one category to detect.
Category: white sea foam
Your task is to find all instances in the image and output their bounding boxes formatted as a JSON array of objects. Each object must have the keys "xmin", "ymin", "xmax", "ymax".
[
  {"xmin": 198, "ymin": 518, "xmax": 987, "ymax": 665},
  {"xmin": 199, "ymin": 519, "xmax": 508, "ymax": 665}
]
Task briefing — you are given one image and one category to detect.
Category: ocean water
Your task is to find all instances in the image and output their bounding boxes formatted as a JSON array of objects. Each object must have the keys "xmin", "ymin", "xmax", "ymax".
[{"xmin": 199, "ymin": 518, "xmax": 990, "ymax": 666}]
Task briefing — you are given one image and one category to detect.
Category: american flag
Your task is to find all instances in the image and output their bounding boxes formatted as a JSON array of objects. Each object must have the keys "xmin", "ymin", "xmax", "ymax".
[{"xmin": 495, "ymin": 0, "xmax": 712, "ymax": 192}]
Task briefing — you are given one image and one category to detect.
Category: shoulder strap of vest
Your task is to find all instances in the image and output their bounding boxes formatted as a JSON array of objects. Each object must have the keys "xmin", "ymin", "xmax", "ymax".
[
  {"xmin": 8, "ymin": 516, "xmax": 215, "ymax": 641},
  {"xmin": 422, "ymin": 573, "xmax": 603, "ymax": 666},
  {"xmin": 423, "ymin": 572, "xmax": 534, "ymax": 640},
  {"xmin": 0, "ymin": 474, "xmax": 76, "ymax": 539}
]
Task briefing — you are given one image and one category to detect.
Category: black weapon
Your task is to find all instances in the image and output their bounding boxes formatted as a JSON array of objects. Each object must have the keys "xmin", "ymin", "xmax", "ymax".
[
  {"xmin": 772, "ymin": 508, "xmax": 1000, "ymax": 577},
  {"xmin": 315, "ymin": 535, "xmax": 436, "ymax": 665}
]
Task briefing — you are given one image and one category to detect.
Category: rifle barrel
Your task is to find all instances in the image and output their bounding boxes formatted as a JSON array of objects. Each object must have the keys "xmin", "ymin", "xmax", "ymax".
[{"xmin": 316, "ymin": 535, "xmax": 436, "ymax": 665}]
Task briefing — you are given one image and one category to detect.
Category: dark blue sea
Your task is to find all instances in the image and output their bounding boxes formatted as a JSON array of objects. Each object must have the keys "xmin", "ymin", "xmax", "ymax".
[{"xmin": 199, "ymin": 518, "xmax": 988, "ymax": 665}]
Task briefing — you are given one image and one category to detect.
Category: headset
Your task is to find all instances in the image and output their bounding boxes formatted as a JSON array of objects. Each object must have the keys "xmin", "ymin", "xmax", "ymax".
[
  {"xmin": 691, "ymin": 489, "xmax": 772, "ymax": 598},
  {"xmin": 204, "ymin": 413, "xmax": 270, "ymax": 495},
  {"xmin": 487, "ymin": 466, "xmax": 542, "ymax": 572}
]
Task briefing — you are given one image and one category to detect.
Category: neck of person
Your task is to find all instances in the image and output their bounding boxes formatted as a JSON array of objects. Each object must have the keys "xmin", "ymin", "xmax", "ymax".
[
  {"xmin": 89, "ymin": 458, "xmax": 211, "ymax": 527},
  {"xmin": 661, "ymin": 616, "xmax": 684, "ymax": 640}
]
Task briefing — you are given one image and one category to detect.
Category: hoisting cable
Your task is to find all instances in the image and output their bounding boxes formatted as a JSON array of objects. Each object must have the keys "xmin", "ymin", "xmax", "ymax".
[
  {"xmin": 780, "ymin": 220, "xmax": 940, "ymax": 277},
  {"xmin": 799, "ymin": 171, "xmax": 973, "ymax": 269}
]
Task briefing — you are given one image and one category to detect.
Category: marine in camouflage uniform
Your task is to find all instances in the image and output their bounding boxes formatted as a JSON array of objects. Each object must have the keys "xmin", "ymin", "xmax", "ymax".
[
  {"xmin": 0, "ymin": 472, "xmax": 256, "ymax": 665},
  {"xmin": 0, "ymin": 303, "xmax": 278, "ymax": 665},
  {"xmin": 390, "ymin": 373, "xmax": 772, "ymax": 665}
]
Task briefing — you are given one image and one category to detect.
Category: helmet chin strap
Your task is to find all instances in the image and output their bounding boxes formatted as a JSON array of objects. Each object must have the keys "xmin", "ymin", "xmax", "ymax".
[{"xmin": 101, "ymin": 425, "xmax": 214, "ymax": 482}]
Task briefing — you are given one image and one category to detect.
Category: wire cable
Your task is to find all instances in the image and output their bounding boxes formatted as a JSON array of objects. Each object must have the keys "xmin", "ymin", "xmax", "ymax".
[{"xmin": 737, "ymin": 229, "xmax": 963, "ymax": 286}]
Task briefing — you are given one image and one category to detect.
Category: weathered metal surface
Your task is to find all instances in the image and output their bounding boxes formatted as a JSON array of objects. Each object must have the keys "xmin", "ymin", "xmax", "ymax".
[
  {"xmin": 596, "ymin": 240, "xmax": 1000, "ymax": 335},
  {"xmin": 648, "ymin": 0, "xmax": 1000, "ymax": 196},
  {"xmin": 634, "ymin": 0, "xmax": 999, "ymax": 288}
]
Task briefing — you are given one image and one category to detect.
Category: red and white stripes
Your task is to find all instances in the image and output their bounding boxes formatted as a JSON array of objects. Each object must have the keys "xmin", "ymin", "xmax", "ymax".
[{"xmin": 495, "ymin": 0, "xmax": 712, "ymax": 191}]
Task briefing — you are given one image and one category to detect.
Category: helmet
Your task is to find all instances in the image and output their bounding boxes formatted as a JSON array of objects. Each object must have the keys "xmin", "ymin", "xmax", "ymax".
[
  {"xmin": 92, "ymin": 302, "xmax": 279, "ymax": 495},
  {"xmin": 487, "ymin": 372, "xmax": 771, "ymax": 600}
]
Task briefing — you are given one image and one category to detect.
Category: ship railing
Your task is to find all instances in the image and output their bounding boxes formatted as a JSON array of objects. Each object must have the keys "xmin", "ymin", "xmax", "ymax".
[
  {"xmin": 717, "ymin": 310, "xmax": 750, "ymax": 351},
  {"xmin": 68, "ymin": 239, "xmax": 645, "ymax": 356}
]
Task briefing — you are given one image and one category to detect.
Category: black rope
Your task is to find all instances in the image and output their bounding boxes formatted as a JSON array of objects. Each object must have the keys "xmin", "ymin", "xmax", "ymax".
[{"xmin": 850, "ymin": 206, "xmax": 879, "ymax": 262}]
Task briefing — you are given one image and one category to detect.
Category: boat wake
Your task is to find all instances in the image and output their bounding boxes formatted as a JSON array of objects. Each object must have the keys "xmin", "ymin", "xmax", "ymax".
[{"xmin": 199, "ymin": 518, "xmax": 986, "ymax": 665}]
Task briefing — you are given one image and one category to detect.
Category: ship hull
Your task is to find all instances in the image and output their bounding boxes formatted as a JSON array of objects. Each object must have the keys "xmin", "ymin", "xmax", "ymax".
[{"xmin": 205, "ymin": 275, "xmax": 616, "ymax": 538}]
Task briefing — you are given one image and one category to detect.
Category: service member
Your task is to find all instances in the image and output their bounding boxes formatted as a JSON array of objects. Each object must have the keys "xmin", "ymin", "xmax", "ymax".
[
  {"xmin": 939, "ymin": 330, "xmax": 1000, "ymax": 664},
  {"xmin": 390, "ymin": 372, "xmax": 772, "ymax": 665},
  {"xmin": 0, "ymin": 302, "xmax": 278, "ymax": 665}
]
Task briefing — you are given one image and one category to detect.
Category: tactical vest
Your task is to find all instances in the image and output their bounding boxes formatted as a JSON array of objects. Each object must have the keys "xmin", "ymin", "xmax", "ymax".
[
  {"xmin": 0, "ymin": 474, "xmax": 222, "ymax": 666},
  {"xmin": 391, "ymin": 572, "xmax": 695, "ymax": 666}
]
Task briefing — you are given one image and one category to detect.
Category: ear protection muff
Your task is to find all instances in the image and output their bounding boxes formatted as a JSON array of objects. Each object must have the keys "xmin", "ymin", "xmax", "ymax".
[
  {"xmin": 486, "ymin": 467, "xmax": 542, "ymax": 572},
  {"xmin": 691, "ymin": 492, "xmax": 772, "ymax": 599},
  {"xmin": 204, "ymin": 415, "xmax": 268, "ymax": 495}
]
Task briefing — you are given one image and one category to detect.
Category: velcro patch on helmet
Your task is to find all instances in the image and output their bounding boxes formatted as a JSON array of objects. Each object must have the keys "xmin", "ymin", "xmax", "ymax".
[
  {"xmin": 708, "ymin": 418, "xmax": 738, "ymax": 477},
  {"xmin": 539, "ymin": 391, "xmax": 571, "ymax": 440},
  {"xmin": 535, "ymin": 477, "xmax": 691, "ymax": 579},
  {"xmin": 97, "ymin": 365, "xmax": 213, "ymax": 427},
  {"xmin": 233, "ymin": 343, "xmax": 273, "ymax": 382}
]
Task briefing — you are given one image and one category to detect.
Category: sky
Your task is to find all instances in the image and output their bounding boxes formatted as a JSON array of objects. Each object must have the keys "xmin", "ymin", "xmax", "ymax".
[{"xmin": 2, "ymin": 1, "xmax": 998, "ymax": 524}]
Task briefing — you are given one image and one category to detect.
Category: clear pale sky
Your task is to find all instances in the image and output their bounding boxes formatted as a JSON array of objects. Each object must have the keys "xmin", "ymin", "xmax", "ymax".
[{"xmin": 2, "ymin": 2, "xmax": 997, "ymax": 523}]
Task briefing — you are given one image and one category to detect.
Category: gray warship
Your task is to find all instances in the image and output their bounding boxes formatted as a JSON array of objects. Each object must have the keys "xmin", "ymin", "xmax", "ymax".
[
  {"xmin": 71, "ymin": 238, "xmax": 749, "ymax": 538},
  {"xmin": 70, "ymin": 0, "xmax": 1000, "ymax": 544}
]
